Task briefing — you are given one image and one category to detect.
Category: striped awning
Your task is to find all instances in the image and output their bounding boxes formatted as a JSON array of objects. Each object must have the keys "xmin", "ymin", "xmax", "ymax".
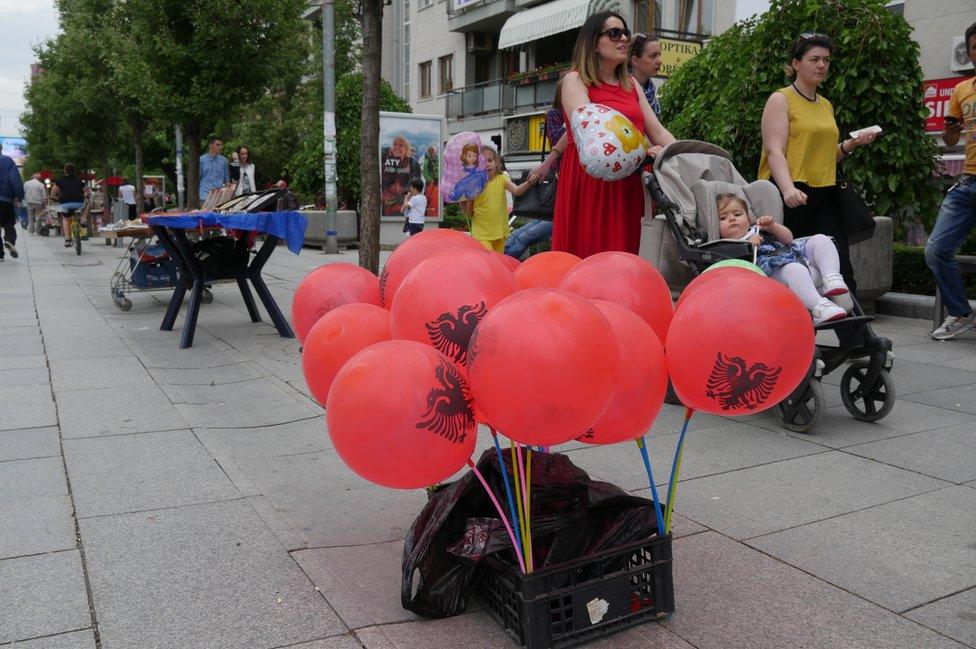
[{"xmin": 497, "ymin": 0, "xmax": 629, "ymax": 49}]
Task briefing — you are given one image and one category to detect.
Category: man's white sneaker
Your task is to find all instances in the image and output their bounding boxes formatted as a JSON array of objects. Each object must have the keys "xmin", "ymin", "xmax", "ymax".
[
  {"xmin": 811, "ymin": 298, "xmax": 847, "ymax": 326},
  {"xmin": 820, "ymin": 272, "xmax": 849, "ymax": 297},
  {"xmin": 931, "ymin": 313, "xmax": 976, "ymax": 341}
]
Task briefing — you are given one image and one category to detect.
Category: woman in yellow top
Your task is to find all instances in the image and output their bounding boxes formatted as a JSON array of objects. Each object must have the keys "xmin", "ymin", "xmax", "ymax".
[
  {"xmin": 462, "ymin": 146, "xmax": 536, "ymax": 252},
  {"xmin": 759, "ymin": 33, "xmax": 878, "ymax": 325}
]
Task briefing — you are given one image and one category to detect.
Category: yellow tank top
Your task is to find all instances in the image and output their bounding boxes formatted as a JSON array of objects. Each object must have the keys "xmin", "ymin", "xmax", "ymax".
[
  {"xmin": 471, "ymin": 174, "xmax": 509, "ymax": 241},
  {"xmin": 758, "ymin": 87, "xmax": 839, "ymax": 188}
]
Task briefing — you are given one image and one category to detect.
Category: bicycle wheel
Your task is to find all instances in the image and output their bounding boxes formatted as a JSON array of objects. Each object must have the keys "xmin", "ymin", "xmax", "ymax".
[{"xmin": 72, "ymin": 219, "xmax": 81, "ymax": 255}]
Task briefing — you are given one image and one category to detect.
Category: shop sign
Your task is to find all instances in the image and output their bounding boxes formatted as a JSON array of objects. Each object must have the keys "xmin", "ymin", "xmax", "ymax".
[
  {"xmin": 924, "ymin": 77, "xmax": 964, "ymax": 132},
  {"xmin": 658, "ymin": 38, "xmax": 701, "ymax": 78}
]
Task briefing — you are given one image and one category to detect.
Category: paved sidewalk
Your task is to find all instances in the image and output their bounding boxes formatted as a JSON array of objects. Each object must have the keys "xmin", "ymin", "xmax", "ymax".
[{"xmin": 2, "ymin": 230, "xmax": 976, "ymax": 648}]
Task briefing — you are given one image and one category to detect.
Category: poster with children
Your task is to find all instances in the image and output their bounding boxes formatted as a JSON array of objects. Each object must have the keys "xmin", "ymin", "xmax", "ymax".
[
  {"xmin": 440, "ymin": 131, "xmax": 488, "ymax": 203},
  {"xmin": 379, "ymin": 112, "xmax": 445, "ymax": 219}
]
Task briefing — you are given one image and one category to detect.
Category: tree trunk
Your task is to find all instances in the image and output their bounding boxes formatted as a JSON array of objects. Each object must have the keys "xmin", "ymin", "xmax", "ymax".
[
  {"xmin": 185, "ymin": 123, "xmax": 202, "ymax": 209},
  {"xmin": 101, "ymin": 154, "xmax": 111, "ymax": 223},
  {"xmin": 131, "ymin": 116, "xmax": 145, "ymax": 214},
  {"xmin": 358, "ymin": 0, "xmax": 383, "ymax": 274}
]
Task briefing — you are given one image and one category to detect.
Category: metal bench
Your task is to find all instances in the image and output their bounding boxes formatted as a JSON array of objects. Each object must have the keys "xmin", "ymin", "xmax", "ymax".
[{"xmin": 933, "ymin": 254, "xmax": 976, "ymax": 329}]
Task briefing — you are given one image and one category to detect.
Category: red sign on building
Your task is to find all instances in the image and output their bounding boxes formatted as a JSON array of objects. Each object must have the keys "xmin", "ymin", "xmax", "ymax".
[{"xmin": 924, "ymin": 77, "xmax": 965, "ymax": 132}]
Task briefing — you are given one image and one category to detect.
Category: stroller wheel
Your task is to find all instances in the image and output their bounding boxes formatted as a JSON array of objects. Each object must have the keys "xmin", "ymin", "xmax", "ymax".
[
  {"xmin": 773, "ymin": 378, "xmax": 823, "ymax": 434},
  {"xmin": 201, "ymin": 288, "xmax": 214, "ymax": 304},
  {"xmin": 840, "ymin": 362, "xmax": 895, "ymax": 422}
]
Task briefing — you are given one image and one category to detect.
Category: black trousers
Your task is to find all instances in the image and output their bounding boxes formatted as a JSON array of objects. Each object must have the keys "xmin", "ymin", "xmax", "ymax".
[
  {"xmin": 780, "ymin": 182, "xmax": 862, "ymax": 347},
  {"xmin": 0, "ymin": 201, "xmax": 16, "ymax": 252}
]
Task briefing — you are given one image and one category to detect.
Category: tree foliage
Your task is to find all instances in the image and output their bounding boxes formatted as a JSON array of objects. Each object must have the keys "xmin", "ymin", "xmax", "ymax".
[{"xmin": 659, "ymin": 0, "xmax": 939, "ymax": 223}]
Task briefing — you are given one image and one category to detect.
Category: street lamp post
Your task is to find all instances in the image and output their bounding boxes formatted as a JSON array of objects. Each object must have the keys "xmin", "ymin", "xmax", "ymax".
[{"xmin": 322, "ymin": 0, "xmax": 339, "ymax": 254}]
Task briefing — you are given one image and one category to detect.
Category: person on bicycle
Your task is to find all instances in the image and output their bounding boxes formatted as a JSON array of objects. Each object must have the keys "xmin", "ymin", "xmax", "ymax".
[{"xmin": 51, "ymin": 163, "xmax": 88, "ymax": 248}]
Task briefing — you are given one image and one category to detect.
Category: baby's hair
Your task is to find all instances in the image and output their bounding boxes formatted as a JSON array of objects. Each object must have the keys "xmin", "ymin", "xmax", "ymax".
[
  {"xmin": 716, "ymin": 192, "xmax": 749, "ymax": 213},
  {"xmin": 409, "ymin": 178, "xmax": 424, "ymax": 192},
  {"xmin": 460, "ymin": 143, "xmax": 480, "ymax": 164}
]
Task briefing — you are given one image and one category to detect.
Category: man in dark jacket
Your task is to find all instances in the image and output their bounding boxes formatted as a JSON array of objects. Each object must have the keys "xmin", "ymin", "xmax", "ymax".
[{"xmin": 0, "ymin": 144, "xmax": 24, "ymax": 260}]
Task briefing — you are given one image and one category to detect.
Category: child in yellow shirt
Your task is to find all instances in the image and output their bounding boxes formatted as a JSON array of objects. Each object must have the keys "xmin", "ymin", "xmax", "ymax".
[{"xmin": 462, "ymin": 146, "xmax": 536, "ymax": 252}]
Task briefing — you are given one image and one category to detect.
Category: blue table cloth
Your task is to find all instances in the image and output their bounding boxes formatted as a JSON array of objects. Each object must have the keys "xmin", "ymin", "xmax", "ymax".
[{"xmin": 147, "ymin": 211, "xmax": 308, "ymax": 254}]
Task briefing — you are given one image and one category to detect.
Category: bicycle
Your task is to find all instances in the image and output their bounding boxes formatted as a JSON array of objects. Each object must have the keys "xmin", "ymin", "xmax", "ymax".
[{"xmin": 59, "ymin": 201, "xmax": 87, "ymax": 256}]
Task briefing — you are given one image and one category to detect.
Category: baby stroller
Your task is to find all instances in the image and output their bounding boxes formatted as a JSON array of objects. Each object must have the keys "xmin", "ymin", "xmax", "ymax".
[{"xmin": 639, "ymin": 141, "xmax": 894, "ymax": 433}]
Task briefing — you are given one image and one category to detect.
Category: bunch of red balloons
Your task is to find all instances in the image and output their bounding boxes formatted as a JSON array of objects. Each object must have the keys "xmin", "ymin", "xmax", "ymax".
[{"xmin": 294, "ymin": 230, "xmax": 814, "ymax": 491}]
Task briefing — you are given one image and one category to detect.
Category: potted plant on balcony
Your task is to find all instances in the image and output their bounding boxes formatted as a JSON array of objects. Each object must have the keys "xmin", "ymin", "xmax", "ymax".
[{"xmin": 509, "ymin": 63, "xmax": 570, "ymax": 86}]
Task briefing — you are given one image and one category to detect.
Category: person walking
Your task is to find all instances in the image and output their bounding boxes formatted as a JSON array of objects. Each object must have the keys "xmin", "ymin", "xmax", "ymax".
[
  {"xmin": 118, "ymin": 180, "xmax": 137, "ymax": 220},
  {"xmin": 925, "ymin": 21, "xmax": 976, "ymax": 341},
  {"xmin": 759, "ymin": 32, "xmax": 878, "ymax": 346},
  {"xmin": 23, "ymin": 173, "xmax": 46, "ymax": 235},
  {"xmin": 199, "ymin": 137, "xmax": 229, "ymax": 204},
  {"xmin": 0, "ymin": 144, "xmax": 24, "ymax": 260},
  {"xmin": 233, "ymin": 146, "xmax": 256, "ymax": 196}
]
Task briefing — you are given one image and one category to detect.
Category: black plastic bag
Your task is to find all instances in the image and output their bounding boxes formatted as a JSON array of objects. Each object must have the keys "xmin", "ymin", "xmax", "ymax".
[{"xmin": 401, "ymin": 449, "xmax": 660, "ymax": 618}]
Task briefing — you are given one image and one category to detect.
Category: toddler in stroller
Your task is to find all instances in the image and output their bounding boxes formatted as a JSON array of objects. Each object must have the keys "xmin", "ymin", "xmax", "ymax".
[
  {"xmin": 715, "ymin": 193, "xmax": 851, "ymax": 325},
  {"xmin": 639, "ymin": 140, "xmax": 895, "ymax": 433}
]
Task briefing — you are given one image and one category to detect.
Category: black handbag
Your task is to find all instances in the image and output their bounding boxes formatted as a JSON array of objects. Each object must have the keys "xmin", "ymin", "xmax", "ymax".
[
  {"xmin": 512, "ymin": 167, "xmax": 558, "ymax": 220},
  {"xmin": 836, "ymin": 173, "xmax": 875, "ymax": 244}
]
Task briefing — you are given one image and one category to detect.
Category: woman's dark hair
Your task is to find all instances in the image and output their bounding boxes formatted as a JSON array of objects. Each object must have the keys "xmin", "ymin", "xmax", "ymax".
[
  {"xmin": 236, "ymin": 145, "xmax": 251, "ymax": 163},
  {"xmin": 64, "ymin": 163, "xmax": 76, "ymax": 175},
  {"xmin": 629, "ymin": 32, "xmax": 659, "ymax": 61},
  {"xmin": 572, "ymin": 10, "xmax": 631, "ymax": 89},
  {"xmin": 787, "ymin": 33, "xmax": 834, "ymax": 79},
  {"xmin": 966, "ymin": 22, "xmax": 976, "ymax": 49}
]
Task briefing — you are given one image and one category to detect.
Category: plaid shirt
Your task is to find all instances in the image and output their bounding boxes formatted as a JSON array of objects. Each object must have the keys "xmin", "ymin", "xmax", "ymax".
[{"xmin": 643, "ymin": 79, "xmax": 661, "ymax": 116}]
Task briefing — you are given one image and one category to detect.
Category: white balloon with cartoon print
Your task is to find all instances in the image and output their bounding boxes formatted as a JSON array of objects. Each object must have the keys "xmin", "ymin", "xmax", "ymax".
[{"xmin": 570, "ymin": 103, "xmax": 651, "ymax": 181}]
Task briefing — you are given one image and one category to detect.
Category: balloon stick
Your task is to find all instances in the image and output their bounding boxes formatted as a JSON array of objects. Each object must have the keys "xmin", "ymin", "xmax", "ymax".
[
  {"xmin": 491, "ymin": 430, "xmax": 523, "ymax": 554},
  {"xmin": 510, "ymin": 440, "xmax": 527, "ymax": 552},
  {"xmin": 664, "ymin": 408, "xmax": 694, "ymax": 534},
  {"xmin": 467, "ymin": 459, "xmax": 526, "ymax": 573},
  {"xmin": 524, "ymin": 447, "xmax": 533, "ymax": 572},
  {"xmin": 635, "ymin": 436, "xmax": 666, "ymax": 537}
]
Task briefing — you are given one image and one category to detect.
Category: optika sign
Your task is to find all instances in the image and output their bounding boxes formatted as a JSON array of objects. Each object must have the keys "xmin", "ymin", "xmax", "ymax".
[
  {"xmin": 924, "ymin": 77, "xmax": 963, "ymax": 132},
  {"xmin": 658, "ymin": 38, "xmax": 702, "ymax": 78}
]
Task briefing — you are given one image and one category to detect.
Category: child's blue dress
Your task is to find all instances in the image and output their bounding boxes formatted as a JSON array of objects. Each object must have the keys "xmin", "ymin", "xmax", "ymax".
[{"xmin": 744, "ymin": 225, "xmax": 809, "ymax": 276}]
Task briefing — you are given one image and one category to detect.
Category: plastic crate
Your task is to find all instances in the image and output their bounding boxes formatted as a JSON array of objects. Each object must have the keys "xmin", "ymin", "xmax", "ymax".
[
  {"xmin": 476, "ymin": 533, "xmax": 673, "ymax": 649},
  {"xmin": 129, "ymin": 257, "xmax": 179, "ymax": 289}
]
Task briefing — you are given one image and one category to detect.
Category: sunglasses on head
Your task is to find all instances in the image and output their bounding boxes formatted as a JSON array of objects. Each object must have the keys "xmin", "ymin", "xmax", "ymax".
[
  {"xmin": 799, "ymin": 32, "xmax": 828, "ymax": 40},
  {"xmin": 600, "ymin": 27, "xmax": 631, "ymax": 42}
]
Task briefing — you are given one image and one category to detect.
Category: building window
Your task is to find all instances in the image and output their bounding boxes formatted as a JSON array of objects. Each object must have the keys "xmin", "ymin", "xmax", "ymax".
[
  {"xmin": 675, "ymin": 0, "xmax": 714, "ymax": 36},
  {"xmin": 403, "ymin": 20, "xmax": 410, "ymax": 98},
  {"xmin": 419, "ymin": 0, "xmax": 433, "ymax": 8},
  {"xmin": 439, "ymin": 54, "xmax": 454, "ymax": 94},
  {"xmin": 419, "ymin": 61, "xmax": 432, "ymax": 98}
]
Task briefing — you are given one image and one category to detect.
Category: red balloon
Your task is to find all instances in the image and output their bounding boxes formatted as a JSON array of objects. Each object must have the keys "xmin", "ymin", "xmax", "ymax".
[
  {"xmin": 490, "ymin": 251, "xmax": 521, "ymax": 273},
  {"xmin": 676, "ymin": 267, "xmax": 761, "ymax": 310},
  {"xmin": 379, "ymin": 229, "xmax": 485, "ymax": 308},
  {"xmin": 514, "ymin": 251, "xmax": 582, "ymax": 289},
  {"xmin": 559, "ymin": 251, "xmax": 673, "ymax": 344},
  {"xmin": 326, "ymin": 340, "xmax": 477, "ymax": 489},
  {"xmin": 467, "ymin": 288, "xmax": 619, "ymax": 446},
  {"xmin": 391, "ymin": 248, "xmax": 518, "ymax": 366},
  {"xmin": 666, "ymin": 274, "xmax": 815, "ymax": 415},
  {"xmin": 301, "ymin": 304, "xmax": 391, "ymax": 406},
  {"xmin": 578, "ymin": 300, "xmax": 668, "ymax": 444},
  {"xmin": 292, "ymin": 263, "xmax": 381, "ymax": 343}
]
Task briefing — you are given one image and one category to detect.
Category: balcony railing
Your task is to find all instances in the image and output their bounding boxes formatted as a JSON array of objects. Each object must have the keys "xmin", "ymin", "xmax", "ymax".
[{"xmin": 445, "ymin": 73, "xmax": 560, "ymax": 119}]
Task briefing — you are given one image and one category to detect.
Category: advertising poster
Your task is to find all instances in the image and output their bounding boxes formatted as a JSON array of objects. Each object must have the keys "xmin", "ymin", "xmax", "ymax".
[{"xmin": 379, "ymin": 112, "xmax": 445, "ymax": 219}]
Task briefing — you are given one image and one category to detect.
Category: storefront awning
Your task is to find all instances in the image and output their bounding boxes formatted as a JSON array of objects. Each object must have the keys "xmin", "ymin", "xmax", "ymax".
[{"xmin": 497, "ymin": 0, "xmax": 628, "ymax": 49}]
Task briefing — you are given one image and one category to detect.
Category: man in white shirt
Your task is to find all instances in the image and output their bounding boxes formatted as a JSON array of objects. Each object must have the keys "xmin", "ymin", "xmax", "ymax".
[
  {"xmin": 118, "ymin": 181, "xmax": 137, "ymax": 220},
  {"xmin": 23, "ymin": 173, "xmax": 47, "ymax": 234}
]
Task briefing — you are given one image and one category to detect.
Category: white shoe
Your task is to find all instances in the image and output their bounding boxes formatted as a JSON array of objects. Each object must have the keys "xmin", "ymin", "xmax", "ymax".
[
  {"xmin": 828, "ymin": 292, "xmax": 854, "ymax": 313},
  {"xmin": 820, "ymin": 272, "xmax": 849, "ymax": 297},
  {"xmin": 931, "ymin": 313, "xmax": 976, "ymax": 340},
  {"xmin": 811, "ymin": 298, "xmax": 847, "ymax": 326}
]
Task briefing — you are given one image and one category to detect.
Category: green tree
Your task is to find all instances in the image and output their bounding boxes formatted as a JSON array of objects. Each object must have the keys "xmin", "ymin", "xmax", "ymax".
[{"xmin": 659, "ymin": 0, "xmax": 938, "ymax": 224}]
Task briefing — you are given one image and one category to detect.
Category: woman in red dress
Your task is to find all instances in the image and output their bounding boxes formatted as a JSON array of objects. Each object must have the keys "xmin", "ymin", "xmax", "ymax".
[{"xmin": 531, "ymin": 12, "xmax": 675, "ymax": 258}]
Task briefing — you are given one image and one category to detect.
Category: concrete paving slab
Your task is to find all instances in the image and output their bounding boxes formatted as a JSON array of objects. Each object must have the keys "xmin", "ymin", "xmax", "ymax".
[
  {"xmin": 749, "ymin": 486, "xmax": 976, "ymax": 613},
  {"xmin": 1, "ymin": 385, "xmax": 57, "ymax": 431},
  {"xmin": 56, "ymin": 385, "xmax": 187, "ymax": 439},
  {"xmin": 271, "ymin": 635, "xmax": 365, "ymax": 649},
  {"xmin": 134, "ymin": 345, "xmax": 248, "ymax": 369},
  {"xmin": 562, "ymin": 421, "xmax": 825, "ymax": 491},
  {"xmin": 0, "ymin": 456, "xmax": 67, "ymax": 498},
  {"xmin": 198, "ymin": 417, "xmax": 331, "ymax": 459},
  {"xmin": 0, "ymin": 339, "xmax": 45, "ymax": 357},
  {"xmin": 0, "ymin": 354, "xmax": 47, "ymax": 370},
  {"xmin": 6, "ymin": 629, "xmax": 96, "ymax": 648},
  {"xmin": 1, "ymin": 333, "xmax": 43, "ymax": 347},
  {"xmin": 903, "ymin": 385, "xmax": 976, "ymax": 415},
  {"xmin": 176, "ymin": 383, "xmax": 319, "ymax": 429},
  {"xmin": 233, "ymin": 451, "xmax": 427, "ymax": 547},
  {"xmin": 64, "ymin": 429, "xmax": 241, "ymax": 518},
  {"xmin": 42, "ymin": 335, "xmax": 133, "ymax": 361},
  {"xmin": 246, "ymin": 495, "xmax": 309, "ymax": 552},
  {"xmin": 0, "ymin": 367, "xmax": 52, "ymax": 388},
  {"xmin": 904, "ymin": 587, "xmax": 976, "ymax": 647},
  {"xmin": 0, "ymin": 495, "xmax": 76, "ymax": 559},
  {"xmin": 354, "ymin": 612, "xmax": 514, "ymax": 649},
  {"xmin": 896, "ymin": 340, "xmax": 976, "ymax": 365},
  {"xmin": 79, "ymin": 499, "xmax": 346, "ymax": 649},
  {"xmin": 0, "ymin": 427, "xmax": 60, "ymax": 462},
  {"xmin": 147, "ymin": 361, "xmax": 264, "ymax": 386},
  {"xmin": 859, "ymin": 359, "xmax": 976, "ymax": 396},
  {"xmin": 672, "ymin": 451, "xmax": 948, "ymax": 539},
  {"xmin": 664, "ymin": 532, "xmax": 967, "ymax": 649},
  {"xmin": 845, "ymin": 423, "xmax": 976, "ymax": 484},
  {"xmin": 49, "ymin": 356, "xmax": 154, "ymax": 393},
  {"xmin": 0, "ymin": 551, "xmax": 91, "ymax": 644}
]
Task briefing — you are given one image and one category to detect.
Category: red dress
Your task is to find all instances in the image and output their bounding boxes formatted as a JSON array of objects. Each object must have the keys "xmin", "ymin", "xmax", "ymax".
[{"xmin": 552, "ymin": 80, "xmax": 647, "ymax": 258}]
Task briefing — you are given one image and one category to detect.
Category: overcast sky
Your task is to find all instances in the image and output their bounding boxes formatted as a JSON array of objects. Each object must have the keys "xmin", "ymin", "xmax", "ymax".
[
  {"xmin": 736, "ymin": 0, "xmax": 771, "ymax": 21},
  {"xmin": 0, "ymin": 0, "xmax": 59, "ymax": 137}
]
